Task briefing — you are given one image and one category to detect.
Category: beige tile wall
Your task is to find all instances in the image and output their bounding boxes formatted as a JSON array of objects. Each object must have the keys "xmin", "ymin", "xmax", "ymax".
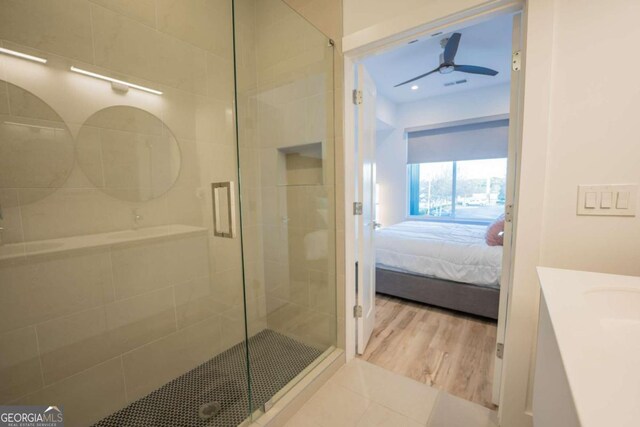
[
  {"xmin": 282, "ymin": 0, "xmax": 346, "ymax": 350},
  {"xmin": 0, "ymin": 1, "xmax": 259, "ymax": 426},
  {"xmin": 0, "ymin": 0, "xmax": 344, "ymax": 425},
  {"xmin": 0, "ymin": 232, "xmax": 255, "ymax": 425},
  {"xmin": 231, "ymin": 0, "xmax": 341, "ymax": 352}
]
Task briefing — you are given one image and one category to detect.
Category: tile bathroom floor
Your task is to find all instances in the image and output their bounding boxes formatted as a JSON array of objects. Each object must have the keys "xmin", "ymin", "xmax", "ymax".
[{"xmin": 283, "ymin": 359, "xmax": 498, "ymax": 427}]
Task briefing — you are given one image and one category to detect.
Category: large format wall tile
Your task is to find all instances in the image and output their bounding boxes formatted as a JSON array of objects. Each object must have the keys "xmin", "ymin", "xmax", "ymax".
[
  {"xmin": 105, "ymin": 287, "xmax": 177, "ymax": 351},
  {"xmin": 111, "ymin": 234, "xmax": 208, "ymax": 299},
  {"xmin": 0, "ymin": 249, "xmax": 114, "ymax": 333},
  {"xmin": 174, "ymin": 275, "xmax": 229, "ymax": 329},
  {"xmin": 89, "ymin": 0, "xmax": 157, "ymax": 27},
  {"xmin": 92, "ymin": 3, "xmax": 213, "ymax": 96},
  {"xmin": 37, "ymin": 306, "xmax": 114, "ymax": 385},
  {"xmin": 121, "ymin": 317, "xmax": 222, "ymax": 402},
  {"xmin": 156, "ymin": 0, "xmax": 232, "ymax": 58},
  {"xmin": 0, "ymin": 0, "xmax": 94, "ymax": 63},
  {"xmin": 16, "ymin": 358, "xmax": 127, "ymax": 427},
  {"xmin": 0, "ymin": 327, "xmax": 42, "ymax": 403}
]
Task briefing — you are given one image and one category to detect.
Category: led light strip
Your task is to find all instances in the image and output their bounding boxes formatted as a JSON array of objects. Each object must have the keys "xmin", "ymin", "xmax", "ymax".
[
  {"xmin": 4, "ymin": 121, "xmax": 65, "ymax": 131},
  {"xmin": 70, "ymin": 66, "xmax": 163, "ymax": 95},
  {"xmin": 0, "ymin": 47, "xmax": 47, "ymax": 64}
]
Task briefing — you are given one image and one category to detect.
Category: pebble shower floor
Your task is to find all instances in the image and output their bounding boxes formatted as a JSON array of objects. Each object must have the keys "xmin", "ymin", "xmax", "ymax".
[{"xmin": 93, "ymin": 330, "xmax": 323, "ymax": 427}]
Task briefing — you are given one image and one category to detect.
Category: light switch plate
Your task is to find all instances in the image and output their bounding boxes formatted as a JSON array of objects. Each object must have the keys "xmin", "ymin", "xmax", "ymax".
[{"xmin": 577, "ymin": 184, "xmax": 637, "ymax": 216}]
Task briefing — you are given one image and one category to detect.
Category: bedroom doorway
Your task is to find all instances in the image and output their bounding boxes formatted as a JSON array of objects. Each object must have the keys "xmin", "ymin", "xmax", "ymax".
[{"xmin": 349, "ymin": 11, "xmax": 523, "ymax": 410}]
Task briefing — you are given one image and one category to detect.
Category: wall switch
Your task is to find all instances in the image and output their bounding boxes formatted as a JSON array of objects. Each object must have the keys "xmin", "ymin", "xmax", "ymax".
[
  {"xmin": 584, "ymin": 192, "xmax": 597, "ymax": 208},
  {"xmin": 577, "ymin": 184, "xmax": 637, "ymax": 216},
  {"xmin": 616, "ymin": 191, "xmax": 630, "ymax": 209}
]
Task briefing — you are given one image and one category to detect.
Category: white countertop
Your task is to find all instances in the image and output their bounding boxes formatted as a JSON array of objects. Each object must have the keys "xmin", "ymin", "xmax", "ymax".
[{"xmin": 537, "ymin": 267, "xmax": 640, "ymax": 427}]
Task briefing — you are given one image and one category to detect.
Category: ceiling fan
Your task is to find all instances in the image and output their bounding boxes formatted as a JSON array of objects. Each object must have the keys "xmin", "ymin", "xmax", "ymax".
[{"xmin": 394, "ymin": 33, "xmax": 499, "ymax": 87}]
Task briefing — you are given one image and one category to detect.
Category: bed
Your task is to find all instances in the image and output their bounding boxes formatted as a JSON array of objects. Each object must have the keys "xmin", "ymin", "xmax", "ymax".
[{"xmin": 375, "ymin": 221, "xmax": 502, "ymax": 319}]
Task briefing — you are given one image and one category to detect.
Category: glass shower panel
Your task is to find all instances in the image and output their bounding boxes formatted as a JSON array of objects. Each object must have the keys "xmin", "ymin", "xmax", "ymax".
[
  {"xmin": 233, "ymin": 0, "xmax": 337, "ymax": 420},
  {"xmin": 0, "ymin": 2, "xmax": 252, "ymax": 426}
]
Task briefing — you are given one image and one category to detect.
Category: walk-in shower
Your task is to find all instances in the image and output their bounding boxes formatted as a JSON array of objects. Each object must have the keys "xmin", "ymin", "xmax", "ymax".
[{"xmin": 0, "ymin": 0, "xmax": 336, "ymax": 425}]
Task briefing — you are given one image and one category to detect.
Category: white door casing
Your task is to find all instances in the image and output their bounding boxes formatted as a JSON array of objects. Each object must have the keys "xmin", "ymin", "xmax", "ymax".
[
  {"xmin": 492, "ymin": 12, "xmax": 523, "ymax": 405},
  {"xmin": 356, "ymin": 64, "xmax": 377, "ymax": 355}
]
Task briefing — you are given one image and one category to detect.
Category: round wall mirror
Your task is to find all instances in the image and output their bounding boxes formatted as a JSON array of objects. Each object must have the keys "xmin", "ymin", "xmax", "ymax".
[
  {"xmin": 76, "ymin": 106, "xmax": 181, "ymax": 202},
  {"xmin": 0, "ymin": 80, "xmax": 74, "ymax": 199}
]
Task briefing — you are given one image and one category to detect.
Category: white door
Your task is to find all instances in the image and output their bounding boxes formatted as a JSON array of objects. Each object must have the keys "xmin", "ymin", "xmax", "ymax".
[
  {"xmin": 492, "ymin": 13, "xmax": 523, "ymax": 405},
  {"xmin": 356, "ymin": 64, "xmax": 377, "ymax": 354}
]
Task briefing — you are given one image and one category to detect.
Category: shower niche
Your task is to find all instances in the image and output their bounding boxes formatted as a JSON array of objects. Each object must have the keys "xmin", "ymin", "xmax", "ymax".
[{"xmin": 277, "ymin": 142, "xmax": 325, "ymax": 187}]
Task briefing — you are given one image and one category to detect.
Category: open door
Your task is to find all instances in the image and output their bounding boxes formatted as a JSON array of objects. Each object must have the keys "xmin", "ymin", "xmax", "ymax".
[
  {"xmin": 355, "ymin": 64, "xmax": 377, "ymax": 354},
  {"xmin": 492, "ymin": 13, "xmax": 523, "ymax": 405}
]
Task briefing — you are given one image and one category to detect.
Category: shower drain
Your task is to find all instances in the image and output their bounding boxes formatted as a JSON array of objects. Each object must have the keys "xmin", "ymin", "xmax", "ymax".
[{"xmin": 198, "ymin": 401, "xmax": 222, "ymax": 420}]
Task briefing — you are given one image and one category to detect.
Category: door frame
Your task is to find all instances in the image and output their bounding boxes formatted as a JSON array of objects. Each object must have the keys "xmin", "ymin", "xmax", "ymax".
[{"xmin": 343, "ymin": 1, "xmax": 526, "ymax": 424}]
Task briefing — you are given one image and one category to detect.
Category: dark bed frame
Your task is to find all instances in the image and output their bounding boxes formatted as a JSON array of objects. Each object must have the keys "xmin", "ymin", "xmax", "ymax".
[{"xmin": 376, "ymin": 267, "xmax": 500, "ymax": 320}]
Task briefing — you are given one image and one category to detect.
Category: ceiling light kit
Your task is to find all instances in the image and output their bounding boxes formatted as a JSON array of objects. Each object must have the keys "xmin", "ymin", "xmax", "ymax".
[
  {"xmin": 0, "ymin": 46, "xmax": 162, "ymax": 96},
  {"xmin": 395, "ymin": 33, "xmax": 499, "ymax": 87},
  {"xmin": 411, "ymin": 85, "xmax": 419, "ymax": 90}
]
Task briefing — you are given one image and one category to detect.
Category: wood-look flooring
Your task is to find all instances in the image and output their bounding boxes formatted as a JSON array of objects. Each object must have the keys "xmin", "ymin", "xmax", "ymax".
[{"xmin": 358, "ymin": 294, "xmax": 498, "ymax": 410}]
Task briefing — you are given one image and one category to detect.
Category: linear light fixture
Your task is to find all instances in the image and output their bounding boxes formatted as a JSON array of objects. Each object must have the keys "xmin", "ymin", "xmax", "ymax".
[
  {"xmin": 70, "ymin": 66, "xmax": 163, "ymax": 95},
  {"xmin": 4, "ymin": 121, "xmax": 65, "ymax": 132},
  {"xmin": 0, "ymin": 47, "xmax": 47, "ymax": 64}
]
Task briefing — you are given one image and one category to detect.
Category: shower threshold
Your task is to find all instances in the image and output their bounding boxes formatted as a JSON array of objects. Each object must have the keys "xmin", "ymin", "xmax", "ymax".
[{"xmin": 93, "ymin": 329, "xmax": 323, "ymax": 427}]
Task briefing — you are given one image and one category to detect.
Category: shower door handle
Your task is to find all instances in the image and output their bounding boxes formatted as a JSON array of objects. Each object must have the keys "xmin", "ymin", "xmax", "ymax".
[{"xmin": 211, "ymin": 181, "xmax": 236, "ymax": 238}]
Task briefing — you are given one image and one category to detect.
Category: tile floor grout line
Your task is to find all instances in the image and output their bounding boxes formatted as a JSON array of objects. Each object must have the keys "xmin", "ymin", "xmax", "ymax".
[{"xmin": 425, "ymin": 390, "xmax": 444, "ymax": 427}]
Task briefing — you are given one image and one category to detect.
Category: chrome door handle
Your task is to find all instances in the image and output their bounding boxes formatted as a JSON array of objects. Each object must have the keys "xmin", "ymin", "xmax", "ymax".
[{"xmin": 211, "ymin": 182, "xmax": 236, "ymax": 238}]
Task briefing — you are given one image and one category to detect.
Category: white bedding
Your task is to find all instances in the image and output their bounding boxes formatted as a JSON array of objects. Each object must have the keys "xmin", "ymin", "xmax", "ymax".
[{"xmin": 375, "ymin": 221, "xmax": 502, "ymax": 288}]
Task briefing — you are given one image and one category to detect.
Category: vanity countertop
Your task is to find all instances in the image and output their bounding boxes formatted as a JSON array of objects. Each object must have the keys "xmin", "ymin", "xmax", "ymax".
[{"xmin": 537, "ymin": 267, "xmax": 640, "ymax": 427}]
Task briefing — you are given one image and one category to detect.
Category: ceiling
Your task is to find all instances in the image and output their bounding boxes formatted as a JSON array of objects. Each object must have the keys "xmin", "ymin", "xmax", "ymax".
[{"xmin": 362, "ymin": 14, "xmax": 514, "ymax": 104}]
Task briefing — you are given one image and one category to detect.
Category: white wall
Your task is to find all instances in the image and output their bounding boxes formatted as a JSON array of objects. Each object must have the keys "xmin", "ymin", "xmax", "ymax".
[
  {"xmin": 375, "ymin": 83, "xmax": 510, "ymax": 226},
  {"xmin": 343, "ymin": 0, "xmax": 504, "ymax": 52},
  {"xmin": 538, "ymin": 0, "xmax": 640, "ymax": 275}
]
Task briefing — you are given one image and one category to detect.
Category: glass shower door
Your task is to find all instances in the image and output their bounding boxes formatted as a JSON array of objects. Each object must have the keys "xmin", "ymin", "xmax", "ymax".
[
  {"xmin": 232, "ymin": 0, "xmax": 337, "ymax": 420},
  {"xmin": 0, "ymin": 1, "xmax": 253, "ymax": 426}
]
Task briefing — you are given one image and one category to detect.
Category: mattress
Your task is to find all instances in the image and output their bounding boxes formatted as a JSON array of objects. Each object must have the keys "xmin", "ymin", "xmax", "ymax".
[{"xmin": 375, "ymin": 221, "xmax": 503, "ymax": 288}]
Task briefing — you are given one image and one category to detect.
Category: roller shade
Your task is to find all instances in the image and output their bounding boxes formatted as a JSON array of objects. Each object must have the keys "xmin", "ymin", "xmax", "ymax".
[{"xmin": 407, "ymin": 119, "xmax": 509, "ymax": 164}]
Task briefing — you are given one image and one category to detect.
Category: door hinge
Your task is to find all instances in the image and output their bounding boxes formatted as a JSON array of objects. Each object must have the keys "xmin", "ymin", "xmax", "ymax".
[
  {"xmin": 505, "ymin": 203, "xmax": 514, "ymax": 223},
  {"xmin": 352, "ymin": 89, "xmax": 363, "ymax": 105},
  {"xmin": 512, "ymin": 51, "xmax": 521, "ymax": 71},
  {"xmin": 496, "ymin": 342, "xmax": 504, "ymax": 359},
  {"xmin": 353, "ymin": 305, "xmax": 363, "ymax": 318},
  {"xmin": 353, "ymin": 202, "xmax": 363, "ymax": 215}
]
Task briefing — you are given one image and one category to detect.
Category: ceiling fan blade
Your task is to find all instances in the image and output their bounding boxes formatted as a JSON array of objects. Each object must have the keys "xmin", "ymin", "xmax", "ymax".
[
  {"xmin": 394, "ymin": 67, "xmax": 440, "ymax": 87},
  {"xmin": 443, "ymin": 33, "xmax": 461, "ymax": 63},
  {"xmin": 454, "ymin": 65, "xmax": 499, "ymax": 76}
]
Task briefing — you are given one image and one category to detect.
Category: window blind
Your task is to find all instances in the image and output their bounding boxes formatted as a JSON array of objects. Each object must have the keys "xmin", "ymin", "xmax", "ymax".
[{"xmin": 407, "ymin": 118, "xmax": 509, "ymax": 164}]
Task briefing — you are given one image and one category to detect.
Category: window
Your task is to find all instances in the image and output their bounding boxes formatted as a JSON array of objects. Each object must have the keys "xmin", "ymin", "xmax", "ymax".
[{"xmin": 409, "ymin": 158, "xmax": 507, "ymax": 221}]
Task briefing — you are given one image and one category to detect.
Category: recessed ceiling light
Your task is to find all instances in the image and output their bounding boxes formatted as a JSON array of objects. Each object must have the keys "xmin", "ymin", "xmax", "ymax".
[{"xmin": 411, "ymin": 85, "xmax": 419, "ymax": 91}]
